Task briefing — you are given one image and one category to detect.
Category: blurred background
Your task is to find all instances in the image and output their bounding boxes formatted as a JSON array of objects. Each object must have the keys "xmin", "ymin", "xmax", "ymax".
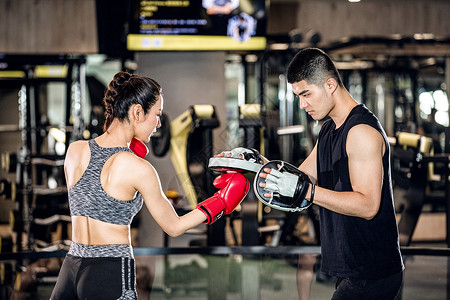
[{"xmin": 0, "ymin": 0, "xmax": 449, "ymax": 299}]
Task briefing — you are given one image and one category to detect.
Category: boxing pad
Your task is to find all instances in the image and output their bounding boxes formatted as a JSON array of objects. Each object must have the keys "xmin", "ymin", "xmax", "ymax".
[
  {"xmin": 129, "ymin": 137, "xmax": 149, "ymax": 158},
  {"xmin": 254, "ymin": 160, "xmax": 313, "ymax": 212},
  {"xmin": 208, "ymin": 147, "xmax": 263, "ymax": 173},
  {"xmin": 197, "ymin": 172, "xmax": 250, "ymax": 224},
  {"xmin": 221, "ymin": 147, "xmax": 263, "ymax": 163}
]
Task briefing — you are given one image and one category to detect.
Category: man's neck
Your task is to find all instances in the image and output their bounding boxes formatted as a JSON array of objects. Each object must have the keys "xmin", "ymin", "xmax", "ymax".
[{"xmin": 329, "ymin": 88, "xmax": 359, "ymax": 129}]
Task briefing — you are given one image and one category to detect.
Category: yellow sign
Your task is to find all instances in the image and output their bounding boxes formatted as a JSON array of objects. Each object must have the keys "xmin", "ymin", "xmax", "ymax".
[{"xmin": 127, "ymin": 34, "xmax": 266, "ymax": 51}]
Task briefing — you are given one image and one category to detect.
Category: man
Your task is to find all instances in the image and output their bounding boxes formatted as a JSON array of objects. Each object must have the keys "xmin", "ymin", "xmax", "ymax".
[
  {"xmin": 256, "ymin": 48, "xmax": 404, "ymax": 299},
  {"xmin": 203, "ymin": 0, "xmax": 239, "ymax": 15}
]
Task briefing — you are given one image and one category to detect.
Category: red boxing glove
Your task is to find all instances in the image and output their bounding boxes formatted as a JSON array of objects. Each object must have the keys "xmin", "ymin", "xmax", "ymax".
[
  {"xmin": 129, "ymin": 137, "xmax": 149, "ymax": 158},
  {"xmin": 197, "ymin": 172, "xmax": 250, "ymax": 224}
]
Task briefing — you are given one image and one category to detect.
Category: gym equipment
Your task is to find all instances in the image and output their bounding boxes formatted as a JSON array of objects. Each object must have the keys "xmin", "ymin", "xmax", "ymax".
[
  {"xmin": 9, "ymin": 210, "xmax": 22, "ymax": 235},
  {"xmin": 208, "ymin": 156, "xmax": 262, "ymax": 173},
  {"xmin": 217, "ymin": 147, "xmax": 263, "ymax": 163},
  {"xmin": 394, "ymin": 132, "xmax": 433, "ymax": 246},
  {"xmin": 1, "ymin": 152, "xmax": 17, "ymax": 173},
  {"xmin": 235, "ymin": 104, "xmax": 265, "ymax": 246},
  {"xmin": 169, "ymin": 104, "xmax": 220, "ymax": 209},
  {"xmin": 254, "ymin": 160, "xmax": 312, "ymax": 212},
  {"xmin": 0, "ymin": 236, "xmax": 13, "ymax": 253},
  {"xmin": 0, "ymin": 55, "xmax": 86, "ymax": 255},
  {"xmin": 239, "ymin": 104, "xmax": 264, "ymax": 152},
  {"xmin": 0, "ymin": 179, "xmax": 16, "ymax": 201}
]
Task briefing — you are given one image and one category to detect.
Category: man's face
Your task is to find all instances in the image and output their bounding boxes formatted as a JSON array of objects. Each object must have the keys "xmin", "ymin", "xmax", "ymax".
[{"xmin": 291, "ymin": 80, "xmax": 333, "ymax": 121}]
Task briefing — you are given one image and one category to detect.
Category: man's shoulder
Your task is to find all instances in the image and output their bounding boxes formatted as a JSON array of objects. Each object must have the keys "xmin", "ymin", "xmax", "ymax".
[{"xmin": 347, "ymin": 105, "xmax": 383, "ymax": 131}]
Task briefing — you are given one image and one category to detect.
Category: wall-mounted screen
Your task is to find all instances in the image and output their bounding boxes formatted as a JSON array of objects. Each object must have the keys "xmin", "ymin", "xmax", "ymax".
[{"xmin": 127, "ymin": 0, "xmax": 267, "ymax": 51}]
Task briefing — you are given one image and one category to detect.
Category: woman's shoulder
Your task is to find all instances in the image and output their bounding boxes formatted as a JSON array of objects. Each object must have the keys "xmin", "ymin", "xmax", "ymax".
[
  {"xmin": 114, "ymin": 151, "xmax": 157, "ymax": 174},
  {"xmin": 68, "ymin": 139, "xmax": 89, "ymax": 149},
  {"xmin": 64, "ymin": 140, "xmax": 90, "ymax": 167},
  {"xmin": 66, "ymin": 140, "xmax": 89, "ymax": 156},
  {"xmin": 111, "ymin": 152, "xmax": 160, "ymax": 190}
]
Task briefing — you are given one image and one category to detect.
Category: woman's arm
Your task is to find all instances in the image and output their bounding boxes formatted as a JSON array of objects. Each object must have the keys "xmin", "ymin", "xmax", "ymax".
[{"xmin": 131, "ymin": 159, "xmax": 206, "ymax": 237}]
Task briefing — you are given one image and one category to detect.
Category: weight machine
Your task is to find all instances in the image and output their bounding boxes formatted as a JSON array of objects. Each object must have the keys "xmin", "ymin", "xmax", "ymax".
[{"xmin": 0, "ymin": 55, "xmax": 87, "ymax": 298}]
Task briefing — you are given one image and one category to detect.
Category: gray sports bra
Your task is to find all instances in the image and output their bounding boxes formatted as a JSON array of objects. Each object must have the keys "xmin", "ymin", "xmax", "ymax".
[{"xmin": 68, "ymin": 139, "xmax": 143, "ymax": 225}]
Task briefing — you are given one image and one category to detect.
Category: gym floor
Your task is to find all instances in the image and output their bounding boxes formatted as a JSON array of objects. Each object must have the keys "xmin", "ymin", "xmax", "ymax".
[{"xmin": 17, "ymin": 245, "xmax": 449, "ymax": 300}]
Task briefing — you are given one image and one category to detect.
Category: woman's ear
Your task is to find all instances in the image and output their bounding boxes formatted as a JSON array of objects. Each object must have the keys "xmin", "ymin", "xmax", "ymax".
[{"xmin": 131, "ymin": 104, "xmax": 144, "ymax": 122}]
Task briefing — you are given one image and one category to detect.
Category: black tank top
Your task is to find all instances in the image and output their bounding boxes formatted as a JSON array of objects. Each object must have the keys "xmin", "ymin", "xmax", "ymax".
[{"xmin": 317, "ymin": 104, "xmax": 404, "ymax": 279}]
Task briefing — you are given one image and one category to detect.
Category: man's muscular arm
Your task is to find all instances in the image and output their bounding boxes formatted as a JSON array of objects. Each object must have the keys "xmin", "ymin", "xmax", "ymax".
[
  {"xmin": 299, "ymin": 142, "xmax": 318, "ymax": 184},
  {"xmin": 306, "ymin": 125, "xmax": 384, "ymax": 220}
]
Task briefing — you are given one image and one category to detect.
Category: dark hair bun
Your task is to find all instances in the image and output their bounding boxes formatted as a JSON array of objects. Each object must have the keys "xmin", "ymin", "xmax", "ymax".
[
  {"xmin": 102, "ymin": 71, "xmax": 162, "ymax": 132},
  {"xmin": 103, "ymin": 72, "xmax": 133, "ymax": 129}
]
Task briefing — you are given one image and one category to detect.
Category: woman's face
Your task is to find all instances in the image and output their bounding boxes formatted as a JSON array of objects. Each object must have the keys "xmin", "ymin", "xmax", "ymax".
[{"xmin": 137, "ymin": 95, "xmax": 163, "ymax": 143}]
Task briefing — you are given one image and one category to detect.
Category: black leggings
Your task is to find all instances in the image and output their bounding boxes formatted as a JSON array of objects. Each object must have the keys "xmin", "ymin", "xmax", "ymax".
[{"xmin": 50, "ymin": 254, "xmax": 137, "ymax": 300}]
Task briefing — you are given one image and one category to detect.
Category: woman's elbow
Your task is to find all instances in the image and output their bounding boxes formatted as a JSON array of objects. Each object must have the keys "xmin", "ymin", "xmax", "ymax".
[{"xmin": 164, "ymin": 225, "xmax": 185, "ymax": 237}]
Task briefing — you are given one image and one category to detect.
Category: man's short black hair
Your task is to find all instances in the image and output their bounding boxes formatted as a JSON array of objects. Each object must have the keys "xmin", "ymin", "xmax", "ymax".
[{"xmin": 286, "ymin": 48, "xmax": 343, "ymax": 88}]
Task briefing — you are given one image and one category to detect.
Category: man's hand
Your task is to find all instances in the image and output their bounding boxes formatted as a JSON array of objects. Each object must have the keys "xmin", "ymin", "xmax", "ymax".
[
  {"xmin": 254, "ymin": 160, "xmax": 314, "ymax": 212},
  {"xmin": 216, "ymin": 147, "xmax": 263, "ymax": 164},
  {"xmin": 209, "ymin": 147, "xmax": 264, "ymax": 174}
]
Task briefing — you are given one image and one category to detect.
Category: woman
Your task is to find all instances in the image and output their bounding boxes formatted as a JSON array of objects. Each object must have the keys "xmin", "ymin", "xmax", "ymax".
[{"xmin": 50, "ymin": 72, "xmax": 249, "ymax": 299}]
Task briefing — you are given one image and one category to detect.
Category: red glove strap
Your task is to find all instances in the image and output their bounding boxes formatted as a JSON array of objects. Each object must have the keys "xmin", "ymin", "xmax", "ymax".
[
  {"xmin": 197, "ymin": 194, "xmax": 226, "ymax": 224},
  {"xmin": 129, "ymin": 137, "xmax": 149, "ymax": 158}
]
